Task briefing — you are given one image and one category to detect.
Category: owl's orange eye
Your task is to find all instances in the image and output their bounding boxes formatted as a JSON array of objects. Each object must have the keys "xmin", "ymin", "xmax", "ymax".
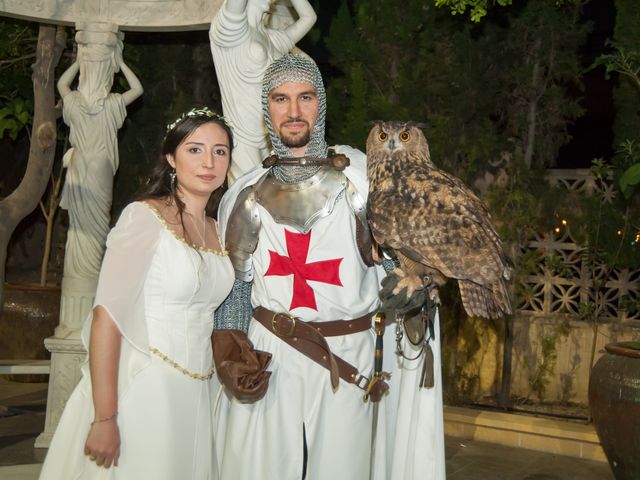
[
  {"xmin": 400, "ymin": 131, "xmax": 411, "ymax": 142},
  {"xmin": 377, "ymin": 131, "xmax": 388, "ymax": 142}
]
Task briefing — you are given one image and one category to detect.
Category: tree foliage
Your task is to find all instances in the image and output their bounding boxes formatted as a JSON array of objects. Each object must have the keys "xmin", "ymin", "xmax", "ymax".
[
  {"xmin": 325, "ymin": 0, "xmax": 588, "ymax": 181},
  {"xmin": 434, "ymin": 0, "xmax": 578, "ymax": 22},
  {"xmin": 610, "ymin": 0, "xmax": 640, "ymax": 148},
  {"xmin": 435, "ymin": 0, "xmax": 512, "ymax": 22},
  {"xmin": 0, "ymin": 19, "xmax": 38, "ymax": 141}
]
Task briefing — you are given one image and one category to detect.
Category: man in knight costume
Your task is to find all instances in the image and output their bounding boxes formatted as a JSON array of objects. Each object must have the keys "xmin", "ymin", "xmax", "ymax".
[{"xmin": 213, "ymin": 52, "xmax": 446, "ymax": 480}]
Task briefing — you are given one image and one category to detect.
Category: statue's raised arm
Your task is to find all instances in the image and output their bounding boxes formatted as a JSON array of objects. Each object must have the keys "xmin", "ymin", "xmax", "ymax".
[
  {"xmin": 118, "ymin": 60, "xmax": 144, "ymax": 106},
  {"xmin": 281, "ymin": 0, "xmax": 316, "ymax": 44},
  {"xmin": 210, "ymin": 0, "xmax": 317, "ymax": 181}
]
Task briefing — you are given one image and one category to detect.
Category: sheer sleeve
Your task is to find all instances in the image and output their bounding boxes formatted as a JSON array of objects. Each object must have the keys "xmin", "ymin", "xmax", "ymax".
[{"xmin": 80, "ymin": 201, "xmax": 163, "ymax": 395}]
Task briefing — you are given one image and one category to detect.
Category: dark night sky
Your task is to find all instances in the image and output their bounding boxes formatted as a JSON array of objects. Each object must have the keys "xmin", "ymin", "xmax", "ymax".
[{"xmin": 556, "ymin": 0, "xmax": 616, "ymax": 168}]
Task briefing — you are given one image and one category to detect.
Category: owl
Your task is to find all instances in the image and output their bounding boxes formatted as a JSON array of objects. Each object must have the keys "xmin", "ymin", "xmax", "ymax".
[{"xmin": 366, "ymin": 121, "xmax": 513, "ymax": 319}]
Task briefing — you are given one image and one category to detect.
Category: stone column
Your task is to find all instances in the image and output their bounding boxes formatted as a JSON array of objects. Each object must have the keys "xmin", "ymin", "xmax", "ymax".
[{"xmin": 36, "ymin": 21, "xmax": 130, "ymax": 448}]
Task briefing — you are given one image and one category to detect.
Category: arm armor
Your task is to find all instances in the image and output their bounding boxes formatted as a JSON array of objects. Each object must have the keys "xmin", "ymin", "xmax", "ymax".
[
  {"xmin": 382, "ymin": 255, "xmax": 399, "ymax": 273},
  {"xmin": 213, "ymin": 184, "xmax": 262, "ymax": 332},
  {"xmin": 214, "ymin": 279, "xmax": 253, "ymax": 332},
  {"xmin": 345, "ymin": 179, "xmax": 374, "ymax": 267},
  {"xmin": 226, "ymin": 185, "xmax": 261, "ymax": 282}
]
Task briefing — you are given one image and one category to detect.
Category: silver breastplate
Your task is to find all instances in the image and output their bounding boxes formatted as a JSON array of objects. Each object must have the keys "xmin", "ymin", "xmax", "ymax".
[{"xmin": 255, "ymin": 167, "xmax": 348, "ymax": 233}]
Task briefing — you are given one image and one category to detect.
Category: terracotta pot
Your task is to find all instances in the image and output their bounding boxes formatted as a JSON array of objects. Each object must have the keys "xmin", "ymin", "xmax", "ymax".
[{"xmin": 589, "ymin": 342, "xmax": 640, "ymax": 480}]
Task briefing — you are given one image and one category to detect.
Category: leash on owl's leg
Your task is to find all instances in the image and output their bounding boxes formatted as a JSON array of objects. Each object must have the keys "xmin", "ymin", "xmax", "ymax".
[{"xmin": 394, "ymin": 274, "xmax": 437, "ymax": 389}]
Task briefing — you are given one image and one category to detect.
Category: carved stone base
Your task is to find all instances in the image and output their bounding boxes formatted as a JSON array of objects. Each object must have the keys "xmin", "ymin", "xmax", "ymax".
[
  {"xmin": 55, "ymin": 274, "xmax": 98, "ymax": 339},
  {"xmin": 34, "ymin": 337, "xmax": 87, "ymax": 449}
]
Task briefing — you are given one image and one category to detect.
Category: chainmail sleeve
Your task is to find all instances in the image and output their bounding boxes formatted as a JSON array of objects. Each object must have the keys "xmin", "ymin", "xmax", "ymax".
[
  {"xmin": 214, "ymin": 279, "xmax": 253, "ymax": 332},
  {"xmin": 382, "ymin": 254, "xmax": 400, "ymax": 273}
]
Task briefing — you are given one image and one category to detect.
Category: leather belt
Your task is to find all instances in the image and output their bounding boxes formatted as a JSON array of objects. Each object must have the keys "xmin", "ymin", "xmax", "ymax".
[{"xmin": 253, "ymin": 306, "xmax": 374, "ymax": 392}]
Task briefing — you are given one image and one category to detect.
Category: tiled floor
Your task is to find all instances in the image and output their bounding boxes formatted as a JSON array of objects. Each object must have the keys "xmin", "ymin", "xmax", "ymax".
[
  {"xmin": 0, "ymin": 379, "xmax": 615, "ymax": 479},
  {"xmin": 0, "ymin": 380, "xmax": 47, "ymax": 468},
  {"xmin": 445, "ymin": 437, "xmax": 613, "ymax": 480}
]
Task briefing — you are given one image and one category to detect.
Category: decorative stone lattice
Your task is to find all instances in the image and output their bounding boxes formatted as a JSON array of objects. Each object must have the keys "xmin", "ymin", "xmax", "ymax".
[
  {"xmin": 546, "ymin": 168, "xmax": 617, "ymax": 204},
  {"xmin": 519, "ymin": 170, "xmax": 639, "ymax": 322}
]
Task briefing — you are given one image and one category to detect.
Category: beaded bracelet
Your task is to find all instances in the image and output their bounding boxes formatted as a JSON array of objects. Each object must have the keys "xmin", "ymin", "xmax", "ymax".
[{"xmin": 91, "ymin": 412, "xmax": 118, "ymax": 426}]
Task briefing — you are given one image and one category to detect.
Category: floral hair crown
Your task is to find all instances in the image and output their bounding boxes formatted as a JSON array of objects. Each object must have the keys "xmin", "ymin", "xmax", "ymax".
[{"xmin": 165, "ymin": 107, "xmax": 232, "ymax": 132}]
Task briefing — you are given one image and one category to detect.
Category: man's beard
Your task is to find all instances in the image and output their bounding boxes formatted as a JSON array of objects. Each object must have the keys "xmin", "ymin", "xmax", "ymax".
[
  {"xmin": 281, "ymin": 130, "xmax": 311, "ymax": 150},
  {"xmin": 279, "ymin": 119, "xmax": 311, "ymax": 151}
]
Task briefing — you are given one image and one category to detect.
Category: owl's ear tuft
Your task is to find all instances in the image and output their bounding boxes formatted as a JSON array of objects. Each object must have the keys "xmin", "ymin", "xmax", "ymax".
[
  {"xmin": 408, "ymin": 121, "xmax": 428, "ymax": 130},
  {"xmin": 368, "ymin": 120, "xmax": 383, "ymax": 127}
]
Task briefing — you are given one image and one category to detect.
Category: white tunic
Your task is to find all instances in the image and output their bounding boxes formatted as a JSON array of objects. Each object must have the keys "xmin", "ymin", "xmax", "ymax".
[
  {"xmin": 216, "ymin": 149, "xmax": 379, "ymax": 480},
  {"xmin": 217, "ymin": 146, "xmax": 446, "ymax": 480}
]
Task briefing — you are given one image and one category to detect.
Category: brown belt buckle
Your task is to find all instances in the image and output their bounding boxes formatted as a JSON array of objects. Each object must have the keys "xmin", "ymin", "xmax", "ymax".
[{"xmin": 271, "ymin": 312, "xmax": 296, "ymax": 337}]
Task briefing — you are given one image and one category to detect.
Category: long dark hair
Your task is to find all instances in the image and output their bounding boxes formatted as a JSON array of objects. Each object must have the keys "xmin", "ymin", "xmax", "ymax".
[{"xmin": 136, "ymin": 111, "xmax": 234, "ymax": 224}]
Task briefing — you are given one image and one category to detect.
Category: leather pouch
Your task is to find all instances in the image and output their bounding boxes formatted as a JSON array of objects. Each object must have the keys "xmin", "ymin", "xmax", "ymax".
[{"xmin": 212, "ymin": 329, "xmax": 272, "ymax": 403}]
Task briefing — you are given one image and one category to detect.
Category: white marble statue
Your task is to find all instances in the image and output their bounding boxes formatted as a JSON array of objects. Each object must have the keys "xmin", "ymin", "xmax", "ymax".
[
  {"xmin": 209, "ymin": 0, "xmax": 316, "ymax": 181},
  {"xmin": 56, "ymin": 22, "xmax": 143, "ymax": 335}
]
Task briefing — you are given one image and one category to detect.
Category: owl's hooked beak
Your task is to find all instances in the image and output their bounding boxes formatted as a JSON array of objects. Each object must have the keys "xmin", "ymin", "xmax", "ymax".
[{"xmin": 388, "ymin": 139, "xmax": 396, "ymax": 151}]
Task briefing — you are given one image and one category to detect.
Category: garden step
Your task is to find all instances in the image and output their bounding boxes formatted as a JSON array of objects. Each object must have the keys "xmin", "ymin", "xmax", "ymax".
[{"xmin": 0, "ymin": 360, "xmax": 51, "ymax": 375}]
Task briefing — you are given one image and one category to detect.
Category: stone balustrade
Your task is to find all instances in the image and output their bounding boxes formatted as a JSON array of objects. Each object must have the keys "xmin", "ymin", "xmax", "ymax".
[{"xmin": 519, "ymin": 169, "xmax": 639, "ymax": 323}]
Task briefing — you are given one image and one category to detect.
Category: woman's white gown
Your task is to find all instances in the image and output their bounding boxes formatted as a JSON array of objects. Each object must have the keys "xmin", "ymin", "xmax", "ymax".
[{"xmin": 39, "ymin": 201, "xmax": 234, "ymax": 480}]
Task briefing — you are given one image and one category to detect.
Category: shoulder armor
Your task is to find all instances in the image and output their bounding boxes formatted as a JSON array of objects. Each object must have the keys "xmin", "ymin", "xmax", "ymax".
[
  {"xmin": 225, "ymin": 185, "xmax": 261, "ymax": 281},
  {"xmin": 346, "ymin": 179, "xmax": 374, "ymax": 267},
  {"xmin": 255, "ymin": 167, "xmax": 347, "ymax": 233}
]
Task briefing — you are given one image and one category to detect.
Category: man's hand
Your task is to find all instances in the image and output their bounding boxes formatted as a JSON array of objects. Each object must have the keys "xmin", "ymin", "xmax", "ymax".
[
  {"xmin": 84, "ymin": 418, "xmax": 120, "ymax": 468},
  {"xmin": 379, "ymin": 269, "xmax": 427, "ymax": 317},
  {"xmin": 213, "ymin": 329, "xmax": 272, "ymax": 403}
]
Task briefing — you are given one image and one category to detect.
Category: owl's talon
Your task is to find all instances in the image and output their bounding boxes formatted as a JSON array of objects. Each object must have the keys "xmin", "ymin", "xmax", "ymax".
[
  {"xmin": 379, "ymin": 269, "xmax": 426, "ymax": 315},
  {"xmin": 392, "ymin": 272, "xmax": 424, "ymax": 299}
]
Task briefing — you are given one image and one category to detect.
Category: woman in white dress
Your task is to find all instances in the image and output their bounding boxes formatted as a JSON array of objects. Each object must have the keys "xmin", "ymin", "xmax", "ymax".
[{"xmin": 39, "ymin": 107, "xmax": 235, "ymax": 480}]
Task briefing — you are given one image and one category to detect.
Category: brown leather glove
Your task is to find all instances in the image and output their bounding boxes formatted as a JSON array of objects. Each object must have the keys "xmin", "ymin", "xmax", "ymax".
[{"xmin": 212, "ymin": 329, "xmax": 272, "ymax": 403}]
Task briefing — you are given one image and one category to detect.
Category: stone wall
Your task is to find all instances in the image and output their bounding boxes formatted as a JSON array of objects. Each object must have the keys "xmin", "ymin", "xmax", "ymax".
[
  {"xmin": 0, "ymin": 283, "xmax": 60, "ymax": 381},
  {"xmin": 446, "ymin": 312, "xmax": 640, "ymax": 406}
]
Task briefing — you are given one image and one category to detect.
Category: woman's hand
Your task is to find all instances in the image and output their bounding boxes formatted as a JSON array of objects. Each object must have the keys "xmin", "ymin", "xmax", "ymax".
[{"xmin": 84, "ymin": 417, "xmax": 121, "ymax": 468}]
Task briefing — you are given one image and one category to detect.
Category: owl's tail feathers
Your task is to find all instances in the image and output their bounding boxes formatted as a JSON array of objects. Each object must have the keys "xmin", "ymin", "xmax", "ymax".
[{"xmin": 458, "ymin": 278, "xmax": 513, "ymax": 319}]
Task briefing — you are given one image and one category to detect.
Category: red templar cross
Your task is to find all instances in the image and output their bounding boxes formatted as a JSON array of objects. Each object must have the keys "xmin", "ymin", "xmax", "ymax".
[{"xmin": 264, "ymin": 229, "xmax": 343, "ymax": 311}]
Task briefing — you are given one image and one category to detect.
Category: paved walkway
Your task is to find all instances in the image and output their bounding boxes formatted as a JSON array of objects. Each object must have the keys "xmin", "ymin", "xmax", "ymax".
[{"xmin": 0, "ymin": 379, "xmax": 614, "ymax": 479}]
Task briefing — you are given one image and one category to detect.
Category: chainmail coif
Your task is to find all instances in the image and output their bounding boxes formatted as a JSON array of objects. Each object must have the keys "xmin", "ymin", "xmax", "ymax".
[{"xmin": 262, "ymin": 52, "xmax": 328, "ymax": 161}]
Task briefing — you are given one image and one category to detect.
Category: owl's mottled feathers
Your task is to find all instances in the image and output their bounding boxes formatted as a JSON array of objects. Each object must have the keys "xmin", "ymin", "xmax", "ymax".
[{"xmin": 366, "ymin": 121, "xmax": 513, "ymax": 319}]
